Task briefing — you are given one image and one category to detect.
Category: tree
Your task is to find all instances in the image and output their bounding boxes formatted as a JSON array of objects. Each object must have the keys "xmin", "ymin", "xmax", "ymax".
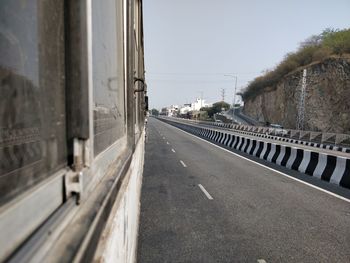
[
  {"xmin": 212, "ymin": 101, "xmax": 230, "ymax": 112},
  {"xmin": 200, "ymin": 101, "xmax": 230, "ymax": 118},
  {"xmin": 299, "ymin": 34, "xmax": 323, "ymax": 48},
  {"xmin": 150, "ymin": 108, "xmax": 159, "ymax": 116}
]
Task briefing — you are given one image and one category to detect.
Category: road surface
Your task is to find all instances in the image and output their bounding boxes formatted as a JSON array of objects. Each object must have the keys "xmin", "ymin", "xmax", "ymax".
[{"xmin": 137, "ymin": 118, "xmax": 350, "ymax": 263}]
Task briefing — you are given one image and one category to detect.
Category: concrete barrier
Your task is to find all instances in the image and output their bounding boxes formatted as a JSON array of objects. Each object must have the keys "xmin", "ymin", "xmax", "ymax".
[
  {"xmin": 159, "ymin": 118, "xmax": 350, "ymax": 190},
  {"xmin": 169, "ymin": 117, "xmax": 350, "ymax": 153}
]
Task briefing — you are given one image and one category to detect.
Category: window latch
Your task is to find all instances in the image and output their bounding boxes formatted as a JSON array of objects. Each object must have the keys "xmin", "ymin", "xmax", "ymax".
[
  {"xmin": 64, "ymin": 138, "xmax": 87, "ymax": 204},
  {"xmin": 65, "ymin": 170, "xmax": 83, "ymax": 204},
  {"xmin": 134, "ymin": 77, "xmax": 146, "ymax": 93}
]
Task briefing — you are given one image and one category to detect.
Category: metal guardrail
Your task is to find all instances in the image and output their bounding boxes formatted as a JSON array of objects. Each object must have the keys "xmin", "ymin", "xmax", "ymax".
[
  {"xmin": 233, "ymin": 125, "xmax": 350, "ymax": 147},
  {"xmin": 234, "ymin": 110, "xmax": 260, "ymax": 126},
  {"xmin": 161, "ymin": 117, "xmax": 350, "ymax": 148}
]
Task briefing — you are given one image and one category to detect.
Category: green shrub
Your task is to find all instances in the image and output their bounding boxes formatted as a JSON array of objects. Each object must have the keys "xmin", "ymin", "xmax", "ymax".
[
  {"xmin": 312, "ymin": 46, "xmax": 332, "ymax": 61},
  {"xmin": 323, "ymin": 29, "xmax": 350, "ymax": 55}
]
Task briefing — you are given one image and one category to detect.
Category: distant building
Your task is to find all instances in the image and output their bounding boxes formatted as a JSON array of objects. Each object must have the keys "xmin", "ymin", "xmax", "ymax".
[
  {"xmin": 166, "ymin": 105, "xmax": 179, "ymax": 117},
  {"xmin": 191, "ymin": 98, "xmax": 211, "ymax": 111},
  {"xmin": 179, "ymin": 104, "xmax": 192, "ymax": 115},
  {"xmin": 164, "ymin": 99, "xmax": 212, "ymax": 118}
]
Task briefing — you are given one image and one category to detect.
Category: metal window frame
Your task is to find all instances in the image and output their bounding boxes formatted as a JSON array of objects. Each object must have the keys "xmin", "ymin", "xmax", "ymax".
[
  {"xmin": 1, "ymin": 0, "xmax": 145, "ymax": 261},
  {"xmin": 0, "ymin": 169, "xmax": 66, "ymax": 261}
]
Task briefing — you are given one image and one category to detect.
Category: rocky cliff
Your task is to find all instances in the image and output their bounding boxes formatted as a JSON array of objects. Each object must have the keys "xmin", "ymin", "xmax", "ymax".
[{"xmin": 243, "ymin": 57, "xmax": 350, "ymax": 134}]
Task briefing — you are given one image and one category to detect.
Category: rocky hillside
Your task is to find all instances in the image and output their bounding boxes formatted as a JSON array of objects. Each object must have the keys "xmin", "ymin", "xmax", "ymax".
[{"xmin": 243, "ymin": 57, "xmax": 350, "ymax": 134}]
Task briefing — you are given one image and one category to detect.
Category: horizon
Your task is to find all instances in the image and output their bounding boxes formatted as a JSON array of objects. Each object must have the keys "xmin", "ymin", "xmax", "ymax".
[{"xmin": 143, "ymin": 0, "xmax": 350, "ymax": 109}]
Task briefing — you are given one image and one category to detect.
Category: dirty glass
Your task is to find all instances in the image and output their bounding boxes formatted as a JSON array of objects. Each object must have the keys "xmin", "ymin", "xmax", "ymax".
[
  {"xmin": 0, "ymin": 0, "xmax": 66, "ymax": 205},
  {"xmin": 92, "ymin": 0, "xmax": 125, "ymax": 156}
]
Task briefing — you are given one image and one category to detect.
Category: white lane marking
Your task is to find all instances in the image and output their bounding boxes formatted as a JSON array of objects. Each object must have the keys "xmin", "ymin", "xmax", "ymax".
[
  {"xmin": 166, "ymin": 141, "xmax": 170, "ymax": 145},
  {"xmin": 171, "ymin": 148, "xmax": 176, "ymax": 153},
  {"xmin": 161, "ymin": 122, "xmax": 350, "ymax": 204},
  {"xmin": 180, "ymin": 160, "xmax": 187, "ymax": 167},
  {"xmin": 198, "ymin": 184, "xmax": 213, "ymax": 200},
  {"xmin": 257, "ymin": 260, "xmax": 267, "ymax": 263}
]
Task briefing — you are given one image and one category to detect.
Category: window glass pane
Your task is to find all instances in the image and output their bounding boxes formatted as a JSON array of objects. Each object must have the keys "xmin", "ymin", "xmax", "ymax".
[
  {"xmin": 92, "ymin": 0, "xmax": 125, "ymax": 156},
  {"xmin": 0, "ymin": 0, "xmax": 66, "ymax": 205}
]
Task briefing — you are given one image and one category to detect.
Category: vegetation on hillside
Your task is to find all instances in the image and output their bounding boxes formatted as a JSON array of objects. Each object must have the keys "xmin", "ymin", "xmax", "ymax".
[{"xmin": 241, "ymin": 28, "xmax": 350, "ymax": 101}]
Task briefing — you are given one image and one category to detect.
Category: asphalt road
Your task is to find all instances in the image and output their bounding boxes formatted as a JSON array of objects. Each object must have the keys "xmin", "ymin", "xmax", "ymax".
[{"xmin": 137, "ymin": 118, "xmax": 350, "ymax": 263}]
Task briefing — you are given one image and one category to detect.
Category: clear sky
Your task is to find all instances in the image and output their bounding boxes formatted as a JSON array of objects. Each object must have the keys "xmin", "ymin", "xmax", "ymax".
[{"xmin": 143, "ymin": 0, "xmax": 350, "ymax": 109}]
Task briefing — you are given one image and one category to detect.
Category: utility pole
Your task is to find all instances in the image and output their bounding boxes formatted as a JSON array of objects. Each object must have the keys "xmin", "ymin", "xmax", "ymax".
[
  {"xmin": 221, "ymin": 88, "xmax": 225, "ymax": 102},
  {"xmin": 224, "ymin": 74, "xmax": 238, "ymax": 123},
  {"xmin": 297, "ymin": 69, "xmax": 307, "ymax": 130}
]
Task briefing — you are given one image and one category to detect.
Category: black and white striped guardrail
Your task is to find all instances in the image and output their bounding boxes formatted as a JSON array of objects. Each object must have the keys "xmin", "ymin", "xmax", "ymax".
[
  {"xmin": 232, "ymin": 129, "xmax": 350, "ymax": 153},
  {"xmin": 182, "ymin": 120, "xmax": 350, "ymax": 154},
  {"xmin": 159, "ymin": 118, "xmax": 350, "ymax": 190}
]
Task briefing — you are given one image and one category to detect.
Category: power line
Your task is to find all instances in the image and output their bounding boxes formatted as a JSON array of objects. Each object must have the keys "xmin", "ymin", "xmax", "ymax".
[
  {"xmin": 146, "ymin": 71, "xmax": 261, "ymax": 76},
  {"xmin": 146, "ymin": 79, "xmax": 233, "ymax": 83},
  {"xmin": 146, "ymin": 77, "xmax": 253, "ymax": 82}
]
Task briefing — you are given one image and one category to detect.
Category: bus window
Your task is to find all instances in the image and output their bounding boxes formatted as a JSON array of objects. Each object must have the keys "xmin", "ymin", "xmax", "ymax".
[
  {"xmin": 92, "ymin": 0, "xmax": 126, "ymax": 156},
  {"xmin": 0, "ymin": 0, "xmax": 66, "ymax": 205}
]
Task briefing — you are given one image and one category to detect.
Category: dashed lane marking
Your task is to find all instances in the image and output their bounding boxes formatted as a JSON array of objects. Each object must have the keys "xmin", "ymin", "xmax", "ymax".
[
  {"xmin": 180, "ymin": 160, "xmax": 187, "ymax": 167},
  {"xmin": 198, "ymin": 184, "xmax": 213, "ymax": 200},
  {"xmin": 171, "ymin": 148, "xmax": 176, "ymax": 153},
  {"xmin": 161, "ymin": 121, "xmax": 350, "ymax": 204}
]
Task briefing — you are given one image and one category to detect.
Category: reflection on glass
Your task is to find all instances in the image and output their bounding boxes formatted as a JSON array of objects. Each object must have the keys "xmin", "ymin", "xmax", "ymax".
[
  {"xmin": 0, "ymin": 0, "xmax": 66, "ymax": 205},
  {"xmin": 92, "ymin": 0, "xmax": 125, "ymax": 156}
]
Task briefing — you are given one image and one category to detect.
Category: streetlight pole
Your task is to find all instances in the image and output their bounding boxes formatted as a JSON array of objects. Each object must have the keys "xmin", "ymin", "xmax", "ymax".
[{"xmin": 224, "ymin": 74, "xmax": 238, "ymax": 123}]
